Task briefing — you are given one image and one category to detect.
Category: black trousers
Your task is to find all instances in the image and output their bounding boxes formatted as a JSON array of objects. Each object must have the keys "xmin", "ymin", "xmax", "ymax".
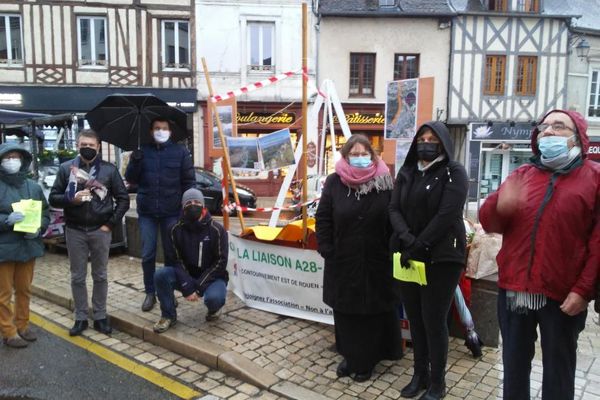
[
  {"xmin": 399, "ymin": 262, "xmax": 463, "ymax": 384},
  {"xmin": 498, "ymin": 289, "xmax": 587, "ymax": 400}
]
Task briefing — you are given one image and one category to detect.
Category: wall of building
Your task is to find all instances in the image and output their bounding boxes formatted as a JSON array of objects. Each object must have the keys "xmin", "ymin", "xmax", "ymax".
[
  {"xmin": 318, "ymin": 17, "xmax": 450, "ymax": 119},
  {"xmin": 567, "ymin": 34, "xmax": 600, "ymax": 140},
  {"xmin": 195, "ymin": 0, "xmax": 316, "ymax": 102}
]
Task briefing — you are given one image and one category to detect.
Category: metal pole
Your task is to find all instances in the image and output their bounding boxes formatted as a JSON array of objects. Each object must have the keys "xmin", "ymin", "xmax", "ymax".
[
  {"xmin": 301, "ymin": 2, "xmax": 308, "ymax": 244},
  {"xmin": 201, "ymin": 57, "xmax": 247, "ymax": 232}
]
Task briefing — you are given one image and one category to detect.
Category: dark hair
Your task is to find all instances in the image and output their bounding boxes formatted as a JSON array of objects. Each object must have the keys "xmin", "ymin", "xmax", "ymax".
[
  {"xmin": 340, "ymin": 134, "xmax": 377, "ymax": 161},
  {"xmin": 150, "ymin": 117, "xmax": 172, "ymax": 132},
  {"xmin": 77, "ymin": 129, "xmax": 100, "ymax": 144}
]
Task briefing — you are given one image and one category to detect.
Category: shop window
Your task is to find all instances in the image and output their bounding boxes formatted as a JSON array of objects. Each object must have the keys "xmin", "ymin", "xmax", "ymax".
[
  {"xmin": 515, "ymin": 56, "xmax": 537, "ymax": 96},
  {"xmin": 349, "ymin": 53, "xmax": 375, "ymax": 97},
  {"xmin": 161, "ymin": 20, "xmax": 190, "ymax": 70},
  {"xmin": 0, "ymin": 15, "xmax": 23, "ymax": 66},
  {"xmin": 488, "ymin": 0, "xmax": 508, "ymax": 11},
  {"xmin": 483, "ymin": 55, "xmax": 506, "ymax": 96},
  {"xmin": 379, "ymin": 0, "xmax": 395, "ymax": 7},
  {"xmin": 516, "ymin": 0, "xmax": 539, "ymax": 12},
  {"xmin": 248, "ymin": 22, "xmax": 274, "ymax": 72},
  {"xmin": 393, "ymin": 54, "xmax": 419, "ymax": 81},
  {"xmin": 77, "ymin": 16, "xmax": 107, "ymax": 67},
  {"xmin": 589, "ymin": 70, "xmax": 600, "ymax": 119}
]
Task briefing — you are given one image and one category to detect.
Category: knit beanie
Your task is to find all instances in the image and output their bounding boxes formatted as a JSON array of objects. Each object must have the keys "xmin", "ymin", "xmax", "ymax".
[{"xmin": 181, "ymin": 188, "xmax": 205, "ymax": 206}]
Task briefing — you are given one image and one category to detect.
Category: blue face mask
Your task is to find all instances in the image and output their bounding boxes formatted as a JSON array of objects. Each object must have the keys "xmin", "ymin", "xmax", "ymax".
[
  {"xmin": 348, "ymin": 156, "xmax": 372, "ymax": 168},
  {"xmin": 538, "ymin": 135, "xmax": 573, "ymax": 158}
]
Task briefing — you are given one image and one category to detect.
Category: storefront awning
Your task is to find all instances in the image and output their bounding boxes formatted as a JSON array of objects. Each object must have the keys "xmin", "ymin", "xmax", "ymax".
[{"xmin": 0, "ymin": 86, "xmax": 198, "ymax": 113}]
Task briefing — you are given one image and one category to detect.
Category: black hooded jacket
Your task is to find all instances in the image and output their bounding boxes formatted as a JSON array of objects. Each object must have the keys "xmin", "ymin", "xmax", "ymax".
[{"xmin": 389, "ymin": 121, "xmax": 469, "ymax": 266}]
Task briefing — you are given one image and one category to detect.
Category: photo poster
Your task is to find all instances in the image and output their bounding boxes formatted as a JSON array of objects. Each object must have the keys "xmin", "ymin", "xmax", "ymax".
[
  {"xmin": 257, "ymin": 128, "xmax": 296, "ymax": 171},
  {"xmin": 226, "ymin": 136, "xmax": 260, "ymax": 171},
  {"xmin": 395, "ymin": 140, "xmax": 413, "ymax": 176},
  {"xmin": 384, "ymin": 79, "xmax": 419, "ymax": 140},
  {"xmin": 210, "ymin": 97, "xmax": 237, "ymax": 149}
]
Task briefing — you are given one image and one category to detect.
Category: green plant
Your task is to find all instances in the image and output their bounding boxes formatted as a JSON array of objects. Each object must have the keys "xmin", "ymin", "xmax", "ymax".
[
  {"xmin": 57, "ymin": 148, "xmax": 77, "ymax": 159},
  {"xmin": 38, "ymin": 149, "xmax": 57, "ymax": 163}
]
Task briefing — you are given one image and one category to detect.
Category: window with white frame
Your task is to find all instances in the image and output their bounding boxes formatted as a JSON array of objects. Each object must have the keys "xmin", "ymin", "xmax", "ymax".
[
  {"xmin": 589, "ymin": 70, "xmax": 600, "ymax": 118},
  {"xmin": 248, "ymin": 22, "xmax": 274, "ymax": 72},
  {"xmin": 379, "ymin": 0, "xmax": 396, "ymax": 7},
  {"xmin": 77, "ymin": 16, "xmax": 107, "ymax": 67},
  {"xmin": 0, "ymin": 15, "xmax": 23, "ymax": 66},
  {"xmin": 162, "ymin": 20, "xmax": 190, "ymax": 70}
]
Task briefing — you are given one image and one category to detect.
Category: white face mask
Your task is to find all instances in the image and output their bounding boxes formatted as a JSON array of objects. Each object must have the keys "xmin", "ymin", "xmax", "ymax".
[
  {"xmin": 1, "ymin": 158, "xmax": 21, "ymax": 174},
  {"xmin": 153, "ymin": 129, "xmax": 171, "ymax": 144}
]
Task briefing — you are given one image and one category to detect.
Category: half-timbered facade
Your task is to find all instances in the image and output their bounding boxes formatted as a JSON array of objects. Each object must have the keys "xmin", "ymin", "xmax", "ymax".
[
  {"xmin": 448, "ymin": 0, "xmax": 577, "ymax": 210},
  {"xmin": 0, "ymin": 0, "xmax": 198, "ymax": 161},
  {"xmin": 566, "ymin": 0, "xmax": 600, "ymax": 162}
]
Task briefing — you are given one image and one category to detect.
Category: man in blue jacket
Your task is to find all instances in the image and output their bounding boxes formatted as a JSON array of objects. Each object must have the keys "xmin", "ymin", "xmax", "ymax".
[
  {"xmin": 153, "ymin": 188, "xmax": 228, "ymax": 333},
  {"xmin": 125, "ymin": 117, "xmax": 195, "ymax": 312}
]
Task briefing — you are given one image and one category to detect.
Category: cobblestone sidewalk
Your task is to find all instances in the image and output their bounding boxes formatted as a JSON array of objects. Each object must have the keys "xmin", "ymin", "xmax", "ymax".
[{"xmin": 33, "ymin": 253, "xmax": 600, "ymax": 400}]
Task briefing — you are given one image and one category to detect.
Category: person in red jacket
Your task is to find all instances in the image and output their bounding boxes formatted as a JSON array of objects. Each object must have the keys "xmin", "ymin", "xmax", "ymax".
[{"xmin": 479, "ymin": 109, "xmax": 600, "ymax": 400}]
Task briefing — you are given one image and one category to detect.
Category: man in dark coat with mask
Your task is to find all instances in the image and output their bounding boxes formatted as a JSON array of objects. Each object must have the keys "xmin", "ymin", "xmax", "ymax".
[
  {"xmin": 152, "ymin": 188, "xmax": 228, "ymax": 333},
  {"xmin": 50, "ymin": 130, "xmax": 129, "ymax": 336}
]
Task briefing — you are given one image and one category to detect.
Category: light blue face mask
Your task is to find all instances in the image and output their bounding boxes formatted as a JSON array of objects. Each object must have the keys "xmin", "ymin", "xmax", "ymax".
[
  {"xmin": 348, "ymin": 156, "xmax": 372, "ymax": 168},
  {"xmin": 538, "ymin": 135, "xmax": 573, "ymax": 159}
]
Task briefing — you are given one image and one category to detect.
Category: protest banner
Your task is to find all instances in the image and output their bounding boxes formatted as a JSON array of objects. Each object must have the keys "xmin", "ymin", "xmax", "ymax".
[{"xmin": 227, "ymin": 235, "xmax": 333, "ymax": 325}]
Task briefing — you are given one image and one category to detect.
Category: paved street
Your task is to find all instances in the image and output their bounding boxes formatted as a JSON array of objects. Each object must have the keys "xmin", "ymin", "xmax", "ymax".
[
  {"xmin": 17, "ymin": 247, "xmax": 600, "ymax": 400},
  {"xmin": 0, "ymin": 316, "xmax": 182, "ymax": 400}
]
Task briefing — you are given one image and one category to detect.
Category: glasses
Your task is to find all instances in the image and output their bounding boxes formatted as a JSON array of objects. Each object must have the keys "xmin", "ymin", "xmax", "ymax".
[{"xmin": 536, "ymin": 122, "xmax": 575, "ymax": 133}]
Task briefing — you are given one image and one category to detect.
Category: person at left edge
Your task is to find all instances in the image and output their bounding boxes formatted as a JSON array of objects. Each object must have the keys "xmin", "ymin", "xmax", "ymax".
[
  {"xmin": 125, "ymin": 117, "xmax": 195, "ymax": 312},
  {"xmin": 50, "ymin": 130, "xmax": 129, "ymax": 336},
  {"xmin": 0, "ymin": 144, "xmax": 49, "ymax": 348}
]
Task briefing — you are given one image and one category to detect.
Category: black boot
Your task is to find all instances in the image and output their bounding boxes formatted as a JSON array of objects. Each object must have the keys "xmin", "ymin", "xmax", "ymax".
[
  {"xmin": 93, "ymin": 318, "xmax": 113, "ymax": 334},
  {"xmin": 336, "ymin": 359, "xmax": 350, "ymax": 378},
  {"xmin": 141, "ymin": 294, "xmax": 156, "ymax": 312},
  {"xmin": 69, "ymin": 320, "xmax": 88, "ymax": 336},
  {"xmin": 401, "ymin": 371, "xmax": 430, "ymax": 398},
  {"xmin": 418, "ymin": 379, "xmax": 446, "ymax": 400}
]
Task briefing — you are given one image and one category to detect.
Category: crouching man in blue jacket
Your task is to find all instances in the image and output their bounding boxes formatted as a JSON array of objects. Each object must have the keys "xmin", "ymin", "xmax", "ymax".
[{"xmin": 153, "ymin": 188, "xmax": 228, "ymax": 333}]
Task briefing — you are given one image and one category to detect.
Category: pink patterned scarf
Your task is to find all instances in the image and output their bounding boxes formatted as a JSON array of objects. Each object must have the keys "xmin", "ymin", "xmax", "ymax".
[{"xmin": 335, "ymin": 157, "xmax": 394, "ymax": 198}]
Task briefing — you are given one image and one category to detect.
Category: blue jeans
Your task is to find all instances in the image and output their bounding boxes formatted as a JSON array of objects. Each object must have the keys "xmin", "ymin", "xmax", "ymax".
[
  {"xmin": 138, "ymin": 215, "xmax": 179, "ymax": 294},
  {"xmin": 154, "ymin": 267, "xmax": 227, "ymax": 320},
  {"xmin": 498, "ymin": 289, "xmax": 587, "ymax": 400}
]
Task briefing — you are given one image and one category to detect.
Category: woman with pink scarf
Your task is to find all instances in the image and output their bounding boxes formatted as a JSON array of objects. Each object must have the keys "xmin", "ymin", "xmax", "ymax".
[{"xmin": 316, "ymin": 134, "xmax": 402, "ymax": 382}]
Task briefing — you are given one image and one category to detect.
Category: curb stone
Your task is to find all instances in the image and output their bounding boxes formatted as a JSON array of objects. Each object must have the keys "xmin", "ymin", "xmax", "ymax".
[{"xmin": 31, "ymin": 281, "xmax": 327, "ymax": 399}]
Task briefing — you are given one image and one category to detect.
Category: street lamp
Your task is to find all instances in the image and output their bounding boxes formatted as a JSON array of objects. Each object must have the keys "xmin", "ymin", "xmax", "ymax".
[{"xmin": 576, "ymin": 38, "xmax": 591, "ymax": 59}]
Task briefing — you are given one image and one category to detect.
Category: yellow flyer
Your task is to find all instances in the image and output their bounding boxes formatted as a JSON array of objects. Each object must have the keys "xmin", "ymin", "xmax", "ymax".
[
  {"xmin": 393, "ymin": 252, "xmax": 427, "ymax": 285},
  {"xmin": 11, "ymin": 199, "xmax": 42, "ymax": 234}
]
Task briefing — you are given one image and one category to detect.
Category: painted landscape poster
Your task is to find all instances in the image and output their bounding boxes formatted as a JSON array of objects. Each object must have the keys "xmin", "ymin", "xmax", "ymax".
[
  {"xmin": 226, "ymin": 136, "xmax": 260, "ymax": 170},
  {"xmin": 258, "ymin": 128, "xmax": 296, "ymax": 170}
]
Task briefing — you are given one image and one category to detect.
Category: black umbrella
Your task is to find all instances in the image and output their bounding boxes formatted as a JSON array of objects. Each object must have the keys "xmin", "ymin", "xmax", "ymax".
[{"xmin": 85, "ymin": 93, "xmax": 189, "ymax": 151}]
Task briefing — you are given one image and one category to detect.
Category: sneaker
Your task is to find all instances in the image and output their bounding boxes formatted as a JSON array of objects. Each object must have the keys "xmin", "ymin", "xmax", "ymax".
[
  {"xmin": 18, "ymin": 328, "xmax": 37, "ymax": 342},
  {"xmin": 205, "ymin": 308, "xmax": 222, "ymax": 321},
  {"xmin": 153, "ymin": 317, "xmax": 176, "ymax": 333},
  {"xmin": 3, "ymin": 335, "xmax": 29, "ymax": 348}
]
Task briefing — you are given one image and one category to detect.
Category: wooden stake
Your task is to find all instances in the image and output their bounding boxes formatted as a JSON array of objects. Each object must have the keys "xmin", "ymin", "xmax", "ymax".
[
  {"xmin": 201, "ymin": 58, "xmax": 246, "ymax": 232},
  {"xmin": 301, "ymin": 2, "xmax": 308, "ymax": 244},
  {"xmin": 221, "ymin": 158, "xmax": 230, "ymax": 231}
]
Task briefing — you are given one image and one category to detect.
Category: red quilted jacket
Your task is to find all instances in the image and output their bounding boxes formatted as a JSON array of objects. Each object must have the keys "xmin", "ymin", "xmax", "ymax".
[{"xmin": 479, "ymin": 110, "xmax": 600, "ymax": 302}]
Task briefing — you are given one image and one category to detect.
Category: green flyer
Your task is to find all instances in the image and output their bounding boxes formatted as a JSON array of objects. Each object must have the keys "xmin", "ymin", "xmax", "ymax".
[{"xmin": 11, "ymin": 199, "xmax": 42, "ymax": 234}]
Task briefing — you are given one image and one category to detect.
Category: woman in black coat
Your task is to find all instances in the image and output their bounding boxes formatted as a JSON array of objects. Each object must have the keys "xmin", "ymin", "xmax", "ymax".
[
  {"xmin": 316, "ymin": 134, "xmax": 402, "ymax": 382},
  {"xmin": 389, "ymin": 122, "xmax": 468, "ymax": 400}
]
